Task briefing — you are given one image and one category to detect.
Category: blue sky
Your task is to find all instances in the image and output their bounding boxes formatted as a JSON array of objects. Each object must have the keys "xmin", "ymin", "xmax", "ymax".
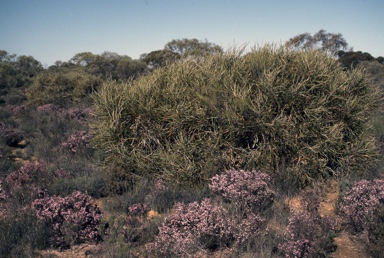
[{"xmin": 1, "ymin": 0, "xmax": 383, "ymax": 67}]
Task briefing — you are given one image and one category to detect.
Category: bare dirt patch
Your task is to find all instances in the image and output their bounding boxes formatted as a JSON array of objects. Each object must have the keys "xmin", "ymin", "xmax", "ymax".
[{"xmin": 331, "ymin": 231, "xmax": 368, "ymax": 258}]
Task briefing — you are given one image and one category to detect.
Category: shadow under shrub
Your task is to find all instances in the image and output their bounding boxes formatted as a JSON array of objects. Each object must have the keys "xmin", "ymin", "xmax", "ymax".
[
  {"xmin": 366, "ymin": 205, "xmax": 384, "ymax": 258},
  {"xmin": 92, "ymin": 46, "xmax": 380, "ymax": 189}
]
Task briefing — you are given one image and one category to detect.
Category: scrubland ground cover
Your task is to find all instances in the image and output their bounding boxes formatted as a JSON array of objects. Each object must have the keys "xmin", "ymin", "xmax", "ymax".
[{"xmin": 1, "ymin": 44, "xmax": 384, "ymax": 258}]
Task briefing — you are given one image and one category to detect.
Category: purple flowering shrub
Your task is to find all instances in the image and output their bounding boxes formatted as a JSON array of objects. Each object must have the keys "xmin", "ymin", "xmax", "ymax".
[
  {"xmin": 36, "ymin": 103, "xmax": 62, "ymax": 113},
  {"xmin": 53, "ymin": 168, "xmax": 71, "ymax": 178},
  {"xmin": 31, "ymin": 190, "xmax": 102, "ymax": 249},
  {"xmin": 66, "ymin": 107, "xmax": 95, "ymax": 122},
  {"xmin": 0, "ymin": 179, "xmax": 6, "ymax": 201},
  {"xmin": 209, "ymin": 169, "xmax": 275, "ymax": 212},
  {"xmin": 279, "ymin": 190, "xmax": 336, "ymax": 258},
  {"xmin": 7, "ymin": 104, "xmax": 26, "ymax": 115},
  {"xmin": 146, "ymin": 170, "xmax": 276, "ymax": 256},
  {"xmin": 128, "ymin": 203, "xmax": 149, "ymax": 216},
  {"xmin": 4, "ymin": 161, "xmax": 50, "ymax": 203},
  {"xmin": 36, "ymin": 104, "xmax": 94, "ymax": 123},
  {"xmin": 338, "ymin": 179, "xmax": 384, "ymax": 232},
  {"xmin": 146, "ymin": 198, "xmax": 265, "ymax": 257},
  {"xmin": 153, "ymin": 178, "xmax": 167, "ymax": 192},
  {"xmin": 60, "ymin": 131, "xmax": 91, "ymax": 153},
  {"xmin": 0, "ymin": 179, "xmax": 7, "ymax": 217},
  {"xmin": 278, "ymin": 211, "xmax": 318, "ymax": 258}
]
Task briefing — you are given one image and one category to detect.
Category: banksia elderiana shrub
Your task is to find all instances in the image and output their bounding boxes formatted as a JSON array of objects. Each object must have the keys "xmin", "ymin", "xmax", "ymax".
[{"xmin": 92, "ymin": 46, "xmax": 379, "ymax": 189}]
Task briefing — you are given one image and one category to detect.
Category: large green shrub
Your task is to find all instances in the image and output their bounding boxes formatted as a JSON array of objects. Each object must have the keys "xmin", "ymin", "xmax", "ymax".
[{"xmin": 92, "ymin": 46, "xmax": 379, "ymax": 191}]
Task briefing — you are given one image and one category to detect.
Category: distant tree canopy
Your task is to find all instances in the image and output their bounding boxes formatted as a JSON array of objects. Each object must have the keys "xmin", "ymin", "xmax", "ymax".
[
  {"xmin": 164, "ymin": 38, "xmax": 223, "ymax": 56},
  {"xmin": 141, "ymin": 38, "xmax": 223, "ymax": 69},
  {"xmin": 285, "ymin": 29, "xmax": 350, "ymax": 53},
  {"xmin": 140, "ymin": 49, "xmax": 180, "ymax": 69},
  {"xmin": 67, "ymin": 51, "xmax": 147, "ymax": 80},
  {"xmin": 337, "ymin": 50, "xmax": 384, "ymax": 68},
  {"xmin": 69, "ymin": 52, "xmax": 97, "ymax": 66},
  {"xmin": 0, "ymin": 50, "xmax": 43, "ymax": 104}
]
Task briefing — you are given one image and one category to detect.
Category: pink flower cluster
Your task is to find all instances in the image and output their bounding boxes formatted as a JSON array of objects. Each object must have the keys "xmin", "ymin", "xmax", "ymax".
[
  {"xmin": 278, "ymin": 211, "xmax": 317, "ymax": 258},
  {"xmin": 36, "ymin": 103, "xmax": 62, "ymax": 113},
  {"xmin": 146, "ymin": 170, "xmax": 276, "ymax": 256},
  {"xmin": 153, "ymin": 178, "xmax": 167, "ymax": 192},
  {"xmin": 279, "ymin": 238, "xmax": 314, "ymax": 258},
  {"xmin": 279, "ymin": 189, "xmax": 334, "ymax": 258},
  {"xmin": 37, "ymin": 104, "xmax": 94, "ymax": 123},
  {"xmin": 66, "ymin": 107, "xmax": 95, "ymax": 121},
  {"xmin": 339, "ymin": 179, "xmax": 384, "ymax": 232},
  {"xmin": 60, "ymin": 131, "xmax": 91, "ymax": 153},
  {"xmin": 128, "ymin": 203, "xmax": 149, "ymax": 216},
  {"xmin": 53, "ymin": 168, "xmax": 71, "ymax": 177},
  {"xmin": 32, "ymin": 190, "xmax": 102, "ymax": 249},
  {"xmin": 147, "ymin": 198, "xmax": 265, "ymax": 256},
  {"xmin": 7, "ymin": 105, "xmax": 26, "ymax": 115},
  {"xmin": 4, "ymin": 161, "xmax": 48, "ymax": 199},
  {"xmin": 0, "ymin": 179, "xmax": 7, "ymax": 200},
  {"xmin": 209, "ymin": 169, "xmax": 275, "ymax": 211}
]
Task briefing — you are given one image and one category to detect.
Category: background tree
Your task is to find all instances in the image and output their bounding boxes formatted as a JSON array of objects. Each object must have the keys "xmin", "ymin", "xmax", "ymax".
[
  {"xmin": 0, "ymin": 61, "xmax": 18, "ymax": 90},
  {"xmin": 164, "ymin": 38, "xmax": 223, "ymax": 56},
  {"xmin": 0, "ymin": 50, "xmax": 16, "ymax": 63},
  {"xmin": 14, "ymin": 55, "xmax": 43, "ymax": 78},
  {"xmin": 69, "ymin": 52, "xmax": 147, "ymax": 80},
  {"xmin": 285, "ymin": 29, "xmax": 350, "ymax": 53},
  {"xmin": 140, "ymin": 49, "xmax": 180, "ymax": 69},
  {"xmin": 116, "ymin": 57, "xmax": 147, "ymax": 80},
  {"xmin": 0, "ymin": 51, "xmax": 43, "ymax": 105},
  {"xmin": 337, "ymin": 50, "xmax": 384, "ymax": 68},
  {"xmin": 86, "ymin": 51, "xmax": 121, "ymax": 79},
  {"xmin": 141, "ymin": 38, "xmax": 223, "ymax": 70},
  {"xmin": 70, "ymin": 52, "xmax": 97, "ymax": 67}
]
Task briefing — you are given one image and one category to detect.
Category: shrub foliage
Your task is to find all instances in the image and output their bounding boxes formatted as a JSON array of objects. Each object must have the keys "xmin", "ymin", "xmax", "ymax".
[
  {"xmin": 339, "ymin": 179, "xmax": 384, "ymax": 232},
  {"xmin": 92, "ymin": 46, "xmax": 379, "ymax": 189},
  {"xmin": 209, "ymin": 169, "xmax": 274, "ymax": 213},
  {"xmin": 146, "ymin": 198, "xmax": 266, "ymax": 257},
  {"xmin": 32, "ymin": 190, "xmax": 102, "ymax": 249},
  {"xmin": 26, "ymin": 69, "xmax": 102, "ymax": 106},
  {"xmin": 279, "ymin": 189, "xmax": 337, "ymax": 257}
]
